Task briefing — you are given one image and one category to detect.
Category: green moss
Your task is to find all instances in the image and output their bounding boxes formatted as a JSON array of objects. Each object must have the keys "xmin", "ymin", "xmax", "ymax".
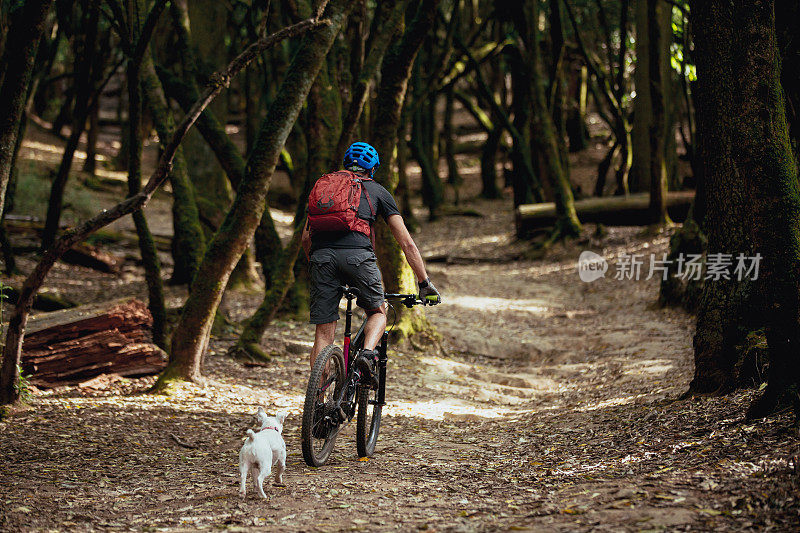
[
  {"xmin": 228, "ymin": 342, "xmax": 272, "ymax": 363},
  {"xmin": 149, "ymin": 363, "xmax": 185, "ymax": 395}
]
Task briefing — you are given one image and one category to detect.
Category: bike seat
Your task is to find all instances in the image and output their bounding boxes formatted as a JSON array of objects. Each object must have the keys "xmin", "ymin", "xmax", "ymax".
[{"xmin": 340, "ymin": 286, "xmax": 361, "ymax": 299}]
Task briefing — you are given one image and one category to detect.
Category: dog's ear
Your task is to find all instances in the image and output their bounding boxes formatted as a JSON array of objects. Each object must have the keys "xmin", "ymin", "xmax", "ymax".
[
  {"xmin": 256, "ymin": 406, "xmax": 266, "ymax": 416},
  {"xmin": 276, "ymin": 412, "xmax": 288, "ymax": 425}
]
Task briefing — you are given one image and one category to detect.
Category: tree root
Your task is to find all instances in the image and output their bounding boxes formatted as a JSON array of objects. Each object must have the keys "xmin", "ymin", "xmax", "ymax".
[
  {"xmin": 529, "ymin": 217, "xmax": 583, "ymax": 254},
  {"xmin": 227, "ymin": 342, "xmax": 272, "ymax": 363},
  {"xmin": 149, "ymin": 364, "xmax": 205, "ymax": 395},
  {"xmin": 746, "ymin": 385, "xmax": 794, "ymax": 420}
]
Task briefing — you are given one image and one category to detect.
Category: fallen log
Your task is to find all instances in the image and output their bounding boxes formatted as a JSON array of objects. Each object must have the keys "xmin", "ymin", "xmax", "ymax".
[
  {"xmin": 2, "ymin": 286, "xmax": 76, "ymax": 311},
  {"xmin": 515, "ymin": 191, "xmax": 695, "ymax": 238},
  {"xmin": 16, "ymin": 298, "xmax": 166, "ymax": 388},
  {"xmin": 61, "ymin": 242, "xmax": 123, "ymax": 273}
]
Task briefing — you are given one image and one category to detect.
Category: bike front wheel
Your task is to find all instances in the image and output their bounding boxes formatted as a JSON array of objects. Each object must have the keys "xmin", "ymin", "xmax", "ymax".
[
  {"xmin": 356, "ymin": 382, "xmax": 382, "ymax": 457},
  {"xmin": 302, "ymin": 344, "xmax": 345, "ymax": 467}
]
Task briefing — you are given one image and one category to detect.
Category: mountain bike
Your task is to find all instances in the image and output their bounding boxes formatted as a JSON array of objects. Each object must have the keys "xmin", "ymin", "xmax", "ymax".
[{"xmin": 301, "ymin": 287, "xmax": 437, "ymax": 467}]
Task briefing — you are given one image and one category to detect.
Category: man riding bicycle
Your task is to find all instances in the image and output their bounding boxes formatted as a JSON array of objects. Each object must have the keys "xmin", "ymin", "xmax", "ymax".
[{"xmin": 302, "ymin": 141, "xmax": 441, "ymax": 387}]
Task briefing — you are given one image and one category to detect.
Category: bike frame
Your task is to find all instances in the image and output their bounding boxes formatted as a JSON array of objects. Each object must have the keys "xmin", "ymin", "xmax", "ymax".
[{"xmin": 334, "ymin": 287, "xmax": 418, "ymax": 419}]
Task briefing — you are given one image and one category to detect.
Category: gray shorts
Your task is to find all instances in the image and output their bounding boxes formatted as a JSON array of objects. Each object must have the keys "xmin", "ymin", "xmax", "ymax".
[{"xmin": 309, "ymin": 248, "xmax": 384, "ymax": 324}]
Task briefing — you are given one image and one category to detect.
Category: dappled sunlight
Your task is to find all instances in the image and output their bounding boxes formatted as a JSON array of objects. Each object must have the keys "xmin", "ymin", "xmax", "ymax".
[
  {"xmin": 424, "ymin": 233, "xmax": 510, "ymax": 254},
  {"xmin": 35, "ymin": 379, "xmax": 306, "ymax": 416},
  {"xmin": 623, "ymin": 359, "xmax": 676, "ymax": 376},
  {"xmin": 385, "ymin": 398, "xmax": 511, "ymax": 421},
  {"xmin": 576, "ymin": 393, "xmax": 650, "ymax": 412},
  {"xmin": 20, "ymin": 139, "xmax": 128, "ymax": 183},
  {"xmin": 444, "ymin": 294, "xmax": 552, "ymax": 315},
  {"xmin": 413, "ymin": 355, "xmax": 572, "ymax": 409}
]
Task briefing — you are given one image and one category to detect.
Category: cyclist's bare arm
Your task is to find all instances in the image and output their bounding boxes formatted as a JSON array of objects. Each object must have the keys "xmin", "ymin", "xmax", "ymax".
[
  {"xmin": 301, "ymin": 224, "xmax": 311, "ymax": 261},
  {"xmin": 387, "ymin": 214, "xmax": 429, "ymax": 283}
]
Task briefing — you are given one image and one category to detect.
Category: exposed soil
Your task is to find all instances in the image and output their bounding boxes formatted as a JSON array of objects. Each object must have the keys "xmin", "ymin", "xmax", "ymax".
[{"xmin": 2, "ymin": 130, "xmax": 799, "ymax": 532}]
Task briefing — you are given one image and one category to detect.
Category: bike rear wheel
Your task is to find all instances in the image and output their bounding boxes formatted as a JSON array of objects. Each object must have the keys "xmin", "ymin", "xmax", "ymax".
[
  {"xmin": 302, "ymin": 344, "xmax": 345, "ymax": 467},
  {"xmin": 356, "ymin": 383, "xmax": 382, "ymax": 457}
]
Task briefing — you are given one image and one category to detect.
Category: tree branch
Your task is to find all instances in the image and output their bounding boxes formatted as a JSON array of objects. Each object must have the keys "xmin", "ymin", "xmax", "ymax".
[{"xmin": 0, "ymin": 13, "xmax": 329, "ymax": 406}]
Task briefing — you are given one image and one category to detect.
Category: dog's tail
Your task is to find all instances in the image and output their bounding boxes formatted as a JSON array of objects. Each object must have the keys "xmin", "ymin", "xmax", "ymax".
[{"xmin": 246, "ymin": 429, "xmax": 256, "ymax": 441}]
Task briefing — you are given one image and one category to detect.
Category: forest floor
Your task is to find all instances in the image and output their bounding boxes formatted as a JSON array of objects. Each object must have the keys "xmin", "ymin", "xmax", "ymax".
[{"xmin": 2, "ymin": 128, "xmax": 800, "ymax": 531}]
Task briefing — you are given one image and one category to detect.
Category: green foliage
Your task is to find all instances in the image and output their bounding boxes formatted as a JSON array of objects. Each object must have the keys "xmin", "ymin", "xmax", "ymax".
[
  {"xmin": 0, "ymin": 282, "xmax": 31, "ymax": 404},
  {"xmin": 12, "ymin": 161, "xmax": 96, "ymax": 224},
  {"xmin": 14, "ymin": 364, "xmax": 32, "ymax": 403}
]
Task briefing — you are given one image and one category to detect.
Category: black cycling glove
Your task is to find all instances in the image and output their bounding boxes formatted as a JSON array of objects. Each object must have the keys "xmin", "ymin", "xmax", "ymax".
[{"xmin": 418, "ymin": 277, "xmax": 441, "ymax": 305}]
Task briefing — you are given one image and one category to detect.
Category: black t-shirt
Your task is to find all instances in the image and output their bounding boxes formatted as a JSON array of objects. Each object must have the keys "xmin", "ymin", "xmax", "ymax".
[{"xmin": 310, "ymin": 178, "xmax": 400, "ymax": 251}]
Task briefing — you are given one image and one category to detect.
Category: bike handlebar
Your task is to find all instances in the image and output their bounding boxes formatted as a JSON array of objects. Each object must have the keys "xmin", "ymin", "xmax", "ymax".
[
  {"xmin": 384, "ymin": 293, "xmax": 441, "ymax": 308},
  {"xmin": 340, "ymin": 286, "xmax": 440, "ymax": 307}
]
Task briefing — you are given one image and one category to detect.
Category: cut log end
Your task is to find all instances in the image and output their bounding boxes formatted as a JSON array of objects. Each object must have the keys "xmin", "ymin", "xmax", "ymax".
[{"xmin": 19, "ymin": 298, "xmax": 167, "ymax": 388}]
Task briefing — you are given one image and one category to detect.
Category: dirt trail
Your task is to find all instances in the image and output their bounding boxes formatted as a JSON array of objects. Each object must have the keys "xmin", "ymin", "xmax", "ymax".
[{"xmin": 2, "ymin": 194, "xmax": 799, "ymax": 531}]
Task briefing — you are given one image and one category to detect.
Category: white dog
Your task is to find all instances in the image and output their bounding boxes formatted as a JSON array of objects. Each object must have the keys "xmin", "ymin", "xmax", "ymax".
[{"xmin": 238, "ymin": 408, "xmax": 287, "ymax": 498}]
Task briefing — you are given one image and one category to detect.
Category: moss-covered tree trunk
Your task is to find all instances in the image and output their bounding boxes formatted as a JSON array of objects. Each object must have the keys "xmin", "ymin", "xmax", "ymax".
[
  {"xmin": 525, "ymin": 0, "xmax": 581, "ymax": 241},
  {"xmin": 155, "ymin": 66, "xmax": 285, "ymax": 286},
  {"xmin": 508, "ymin": 45, "xmax": 536, "ymax": 207},
  {"xmin": 566, "ymin": 66, "xmax": 589, "ymax": 153},
  {"xmin": 0, "ymin": 0, "xmax": 53, "ymax": 217},
  {"xmin": 171, "ymin": 0, "xmax": 261, "ymax": 290},
  {"xmin": 180, "ymin": 0, "xmax": 232, "ymax": 227},
  {"xmin": 141, "ymin": 54, "xmax": 206, "ymax": 287},
  {"xmin": 156, "ymin": 0, "xmax": 353, "ymax": 388},
  {"xmin": 443, "ymin": 85, "xmax": 461, "ymax": 205},
  {"xmin": 370, "ymin": 0, "xmax": 441, "ymax": 340},
  {"xmin": 125, "ymin": 0, "xmax": 167, "ymax": 350},
  {"xmin": 688, "ymin": 0, "xmax": 800, "ymax": 413},
  {"xmin": 646, "ymin": 0, "xmax": 671, "ymax": 225},
  {"xmin": 631, "ymin": 0, "xmax": 672, "ymax": 195},
  {"xmin": 0, "ymin": 8, "xmax": 321, "ymax": 406},
  {"xmin": 335, "ymin": 0, "xmax": 409, "ymax": 158},
  {"xmin": 479, "ymin": 52, "xmax": 504, "ymax": 199},
  {"xmin": 411, "ymin": 97, "xmax": 444, "ymax": 220},
  {"xmin": 233, "ymin": 52, "xmax": 344, "ymax": 360},
  {"xmin": 41, "ymin": 2, "xmax": 99, "ymax": 250}
]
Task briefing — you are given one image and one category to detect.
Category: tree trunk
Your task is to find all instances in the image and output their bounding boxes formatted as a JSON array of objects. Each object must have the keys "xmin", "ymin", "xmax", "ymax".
[
  {"xmin": 156, "ymin": 0, "xmax": 352, "ymax": 389},
  {"xmin": 566, "ymin": 65, "xmax": 589, "ymax": 152},
  {"xmin": 41, "ymin": 3, "xmax": 101, "ymax": 250},
  {"xmin": 125, "ymin": 7, "xmax": 167, "ymax": 350},
  {"xmin": 141, "ymin": 54, "xmax": 206, "ymax": 287},
  {"xmin": 508, "ymin": 45, "xmax": 536, "ymax": 206},
  {"xmin": 230, "ymin": 225, "xmax": 305, "ymax": 361},
  {"xmin": 443, "ymin": 85, "xmax": 462, "ymax": 204},
  {"xmin": 525, "ymin": 0, "xmax": 581, "ymax": 241},
  {"xmin": 82, "ymin": 98, "xmax": 100, "ymax": 175},
  {"xmin": 411, "ymin": 99, "xmax": 444, "ymax": 220},
  {"xmin": 0, "ymin": 11, "xmax": 322, "ymax": 407},
  {"xmin": 688, "ymin": 0, "xmax": 800, "ymax": 414},
  {"xmin": 0, "ymin": 0, "xmax": 54, "ymax": 217},
  {"xmin": 180, "ymin": 0, "xmax": 234, "ymax": 232},
  {"xmin": 335, "ymin": 0, "xmax": 409, "ymax": 159},
  {"xmin": 479, "ymin": 54, "xmax": 504, "ymax": 199},
  {"xmin": 632, "ymin": 0, "xmax": 672, "ymax": 196},
  {"xmin": 646, "ymin": 0, "xmax": 670, "ymax": 225},
  {"xmin": 371, "ymin": 0, "xmax": 442, "ymax": 340}
]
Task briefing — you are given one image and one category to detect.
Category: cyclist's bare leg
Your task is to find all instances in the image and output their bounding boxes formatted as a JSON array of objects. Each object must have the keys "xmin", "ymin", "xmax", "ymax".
[
  {"xmin": 310, "ymin": 321, "xmax": 337, "ymax": 368},
  {"xmin": 362, "ymin": 303, "xmax": 387, "ymax": 351}
]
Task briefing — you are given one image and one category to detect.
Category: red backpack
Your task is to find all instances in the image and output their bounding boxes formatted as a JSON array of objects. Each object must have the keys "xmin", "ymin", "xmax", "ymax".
[{"xmin": 307, "ymin": 171, "xmax": 375, "ymax": 237}]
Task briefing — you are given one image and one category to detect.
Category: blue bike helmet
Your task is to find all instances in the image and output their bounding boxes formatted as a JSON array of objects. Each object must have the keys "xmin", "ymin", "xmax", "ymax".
[{"xmin": 343, "ymin": 142, "xmax": 380, "ymax": 175}]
